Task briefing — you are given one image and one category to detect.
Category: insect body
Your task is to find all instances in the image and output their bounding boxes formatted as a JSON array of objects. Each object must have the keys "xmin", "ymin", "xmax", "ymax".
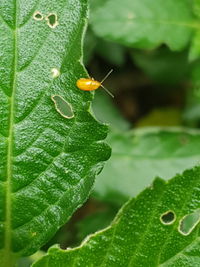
[
  {"xmin": 76, "ymin": 78, "xmax": 101, "ymax": 91},
  {"xmin": 76, "ymin": 69, "xmax": 114, "ymax": 97}
]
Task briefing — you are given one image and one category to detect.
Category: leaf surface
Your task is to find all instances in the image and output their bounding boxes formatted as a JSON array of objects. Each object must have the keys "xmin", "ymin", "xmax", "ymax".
[
  {"xmin": 94, "ymin": 128, "xmax": 200, "ymax": 204},
  {"xmin": 33, "ymin": 166, "xmax": 200, "ymax": 266},
  {"xmin": 0, "ymin": 0, "xmax": 110, "ymax": 264},
  {"xmin": 90, "ymin": 0, "xmax": 195, "ymax": 50}
]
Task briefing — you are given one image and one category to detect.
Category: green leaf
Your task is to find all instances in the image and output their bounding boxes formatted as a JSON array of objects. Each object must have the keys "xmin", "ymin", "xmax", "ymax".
[
  {"xmin": 16, "ymin": 251, "xmax": 45, "ymax": 267},
  {"xmin": 32, "ymin": 166, "xmax": 200, "ymax": 266},
  {"xmin": 0, "ymin": 0, "xmax": 110, "ymax": 264},
  {"xmin": 132, "ymin": 47, "xmax": 189, "ymax": 84},
  {"xmin": 83, "ymin": 28, "xmax": 97, "ymax": 65},
  {"xmin": 94, "ymin": 128, "xmax": 200, "ymax": 204},
  {"xmin": 192, "ymin": 0, "xmax": 200, "ymax": 18},
  {"xmin": 83, "ymin": 29, "xmax": 126, "ymax": 66},
  {"xmin": 189, "ymin": 31, "xmax": 200, "ymax": 61},
  {"xmin": 95, "ymin": 40, "xmax": 126, "ymax": 67},
  {"xmin": 190, "ymin": 0, "xmax": 200, "ymax": 61},
  {"xmin": 90, "ymin": 0, "xmax": 195, "ymax": 50},
  {"xmin": 92, "ymin": 91, "xmax": 130, "ymax": 131}
]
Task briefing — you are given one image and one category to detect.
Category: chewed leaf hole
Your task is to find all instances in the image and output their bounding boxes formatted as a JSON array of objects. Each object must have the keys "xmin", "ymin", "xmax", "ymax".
[
  {"xmin": 46, "ymin": 13, "xmax": 58, "ymax": 28},
  {"xmin": 51, "ymin": 95, "xmax": 74, "ymax": 119},
  {"xmin": 33, "ymin": 11, "xmax": 43, "ymax": 21},
  {"xmin": 160, "ymin": 211, "xmax": 176, "ymax": 225},
  {"xmin": 51, "ymin": 68, "xmax": 60, "ymax": 78},
  {"xmin": 178, "ymin": 209, "xmax": 200, "ymax": 236}
]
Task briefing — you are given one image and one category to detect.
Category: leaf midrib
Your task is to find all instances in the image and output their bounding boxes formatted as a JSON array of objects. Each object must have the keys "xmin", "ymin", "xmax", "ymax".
[{"xmin": 5, "ymin": 0, "xmax": 18, "ymax": 264}]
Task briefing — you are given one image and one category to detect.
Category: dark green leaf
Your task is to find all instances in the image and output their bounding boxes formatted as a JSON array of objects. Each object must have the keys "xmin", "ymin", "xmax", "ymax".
[
  {"xmin": 132, "ymin": 47, "xmax": 189, "ymax": 84},
  {"xmin": 83, "ymin": 29, "xmax": 97, "ymax": 65},
  {"xmin": 95, "ymin": 40, "xmax": 126, "ymax": 67},
  {"xmin": 0, "ymin": 0, "xmax": 110, "ymax": 264},
  {"xmin": 92, "ymin": 91, "xmax": 130, "ymax": 131},
  {"xmin": 184, "ymin": 62, "xmax": 200, "ymax": 125},
  {"xmin": 32, "ymin": 166, "xmax": 200, "ymax": 266}
]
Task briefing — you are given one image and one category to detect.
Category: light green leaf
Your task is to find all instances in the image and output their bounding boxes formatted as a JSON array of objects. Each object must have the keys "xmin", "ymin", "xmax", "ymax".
[
  {"xmin": 189, "ymin": 31, "xmax": 200, "ymax": 61},
  {"xmin": 90, "ymin": 0, "xmax": 196, "ymax": 50},
  {"xmin": 0, "ymin": 0, "xmax": 110, "ymax": 264},
  {"xmin": 94, "ymin": 128, "xmax": 200, "ymax": 204},
  {"xmin": 192, "ymin": 0, "xmax": 200, "ymax": 18},
  {"xmin": 190, "ymin": 0, "xmax": 200, "ymax": 61},
  {"xmin": 32, "ymin": 166, "xmax": 200, "ymax": 267}
]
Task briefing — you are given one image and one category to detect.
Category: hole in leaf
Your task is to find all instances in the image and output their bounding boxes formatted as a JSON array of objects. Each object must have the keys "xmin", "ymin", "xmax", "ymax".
[
  {"xmin": 46, "ymin": 13, "xmax": 59, "ymax": 28},
  {"xmin": 33, "ymin": 11, "xmax": 43, "ymax": 21},
  {"xmin": 51, "ymin": 95, "xmax": 74, "ymax": 119},
  {"xmin": 160, "ymin": 210, "xmax": 176, "ymax": 225},
  {"xmin": 51, "ymin": 68, "xmax": 60, "ymax": 78},
  {"xmin": 178, "ymin": 209, "xmax": 200, "ymax": 236}
]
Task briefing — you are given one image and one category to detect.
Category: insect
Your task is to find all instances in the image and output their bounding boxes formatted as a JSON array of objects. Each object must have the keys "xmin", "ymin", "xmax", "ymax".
[{"xmin": 76, "ymin": 69, "xmax": 114, "ymax": 97}]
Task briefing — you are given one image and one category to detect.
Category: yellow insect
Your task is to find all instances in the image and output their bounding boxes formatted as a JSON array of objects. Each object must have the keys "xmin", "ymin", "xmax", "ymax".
[{"xmin": 76, "ymin": 69, "xmax": 114, "ymax": 97}]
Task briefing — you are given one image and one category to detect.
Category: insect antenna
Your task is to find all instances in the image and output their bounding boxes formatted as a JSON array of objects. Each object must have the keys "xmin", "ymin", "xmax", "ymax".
[
  {"xmin": 100, "ymin": 69, "xmax": 113, "ymax": 84},
  {"xmin": 100, "ymin": 69, "xmax": 114, "ymax": 98},
  {"xmin": 101, "ymin": 84, "xmax": 114, "ymax": 98}
]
